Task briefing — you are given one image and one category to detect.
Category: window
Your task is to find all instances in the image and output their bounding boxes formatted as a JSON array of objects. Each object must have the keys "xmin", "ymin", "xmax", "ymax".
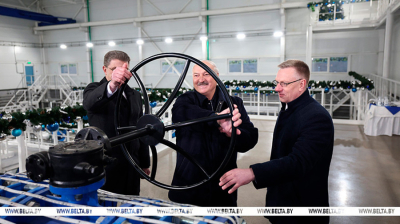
[
  {"xmin": 61, "ymin": 65, "xmax": 68, "ymax": 74},
  {"xmin": 311, "ymin": 57, "xmax": 348, "ymax": 73},
  {"xmin": 161, "ymin": 60, "xmax": 186, "ymax": 74},
  {"xmin": 311, "ymin": 58, "xmax": 328, "ymax": 72},
  {"xmin": 60, "ymin": 63, "xmax": 78, "ymax": 75},
  {"xmin": 329, "ymin": 57, "xmax": 348, "ymax": 72},
  {"xmin": 229, "ymin": 60, "xmax": 242, "ymax": 73},
  {"xmin": 243, "ymin": 59, "xmax": 257, "ymax": 73},
  {"xmin": 228, "ymin": 59, "xmax": 258, "ymax": 73}
]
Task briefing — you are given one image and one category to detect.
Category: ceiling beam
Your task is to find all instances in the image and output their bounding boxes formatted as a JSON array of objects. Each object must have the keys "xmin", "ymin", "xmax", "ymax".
[
  {"xmin": 55, "ymin": 0, "xmax": 77, "ymax": 4},
  {"xmin": 33, "ymin": 1, "xmax": 309, "ymax": 31}
]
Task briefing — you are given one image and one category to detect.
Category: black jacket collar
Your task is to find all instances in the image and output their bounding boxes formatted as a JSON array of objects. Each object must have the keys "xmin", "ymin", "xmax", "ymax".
[
  {"xmin": 281, "ymin": 89, "xmax": 311, "ymax": 112},
  {"xmin": 194, "ymin": 86, "xmax": 223, "ymax": 104},
  {"xmin": 194, "ymin": 86, "xmax": 227, "ymax": 112}
]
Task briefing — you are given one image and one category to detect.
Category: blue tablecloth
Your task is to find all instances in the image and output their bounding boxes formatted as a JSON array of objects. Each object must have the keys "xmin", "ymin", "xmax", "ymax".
[
  {"xmin": 365, "ymin": 104, "xmax": 400, "ymax": 136},
  {"xmin": 369, "ymin": 104, "xmax": 400, "ymax": 115}
]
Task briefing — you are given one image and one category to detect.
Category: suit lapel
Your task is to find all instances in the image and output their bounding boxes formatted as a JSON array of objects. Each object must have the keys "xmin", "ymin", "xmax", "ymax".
[{"xmin": 124, "ymin": 86, "xmax": 141, "ymax": 120}]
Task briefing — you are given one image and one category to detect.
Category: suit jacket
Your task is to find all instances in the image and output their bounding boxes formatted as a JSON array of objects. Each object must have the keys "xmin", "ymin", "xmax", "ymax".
[
  {"xmin": 83, "ymin": 77, "xmax": 150, "ymax": 195},
  {"xmin": 250, "ymin": 89, "xmax": 334, "ymax": 224},
  {"xmin": 168, "ymin": 87, "xmax": 258, "ymax": 206}
]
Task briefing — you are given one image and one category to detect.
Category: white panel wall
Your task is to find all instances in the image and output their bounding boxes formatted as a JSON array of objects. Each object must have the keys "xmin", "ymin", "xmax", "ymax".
[
  {"xmin": 312, "ymin": 30, "xmax": 380, "ymax": 81},
  {"xmin": 390, "ymin": 14, "xmax": 400, "ymax": 82},
  {"xmin": 0, "ymin": 16, "xmax": 39, "ymax": 42},
  {"xmin": 1, "ymin": 0, "xmax": 398, "ymax": 91},
  {"xmin": 0, "ymin": 15, "xmax": 42, "ymax": 89},
  {"xmin": 45, "ymin": 46, "xmax": 89, "ymax": 86},
  {"xmin": 0, "ymin": 46, "xmax": 43, "ymax": 89}
]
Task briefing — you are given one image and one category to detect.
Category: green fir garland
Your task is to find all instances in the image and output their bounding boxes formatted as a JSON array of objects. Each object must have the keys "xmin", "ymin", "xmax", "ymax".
[{"xmin": 0, "ymin": 71, "xmax": 373, "ymax": 135}]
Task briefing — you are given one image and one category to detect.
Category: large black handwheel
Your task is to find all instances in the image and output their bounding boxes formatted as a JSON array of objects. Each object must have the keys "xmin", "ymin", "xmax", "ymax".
[{"xmin": 114, "ymin": 53, "xmax": 236, "ymax": 190}]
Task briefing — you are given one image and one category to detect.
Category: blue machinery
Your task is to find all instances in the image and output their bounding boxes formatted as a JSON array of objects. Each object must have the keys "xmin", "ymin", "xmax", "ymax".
[{"xmin": 0, "ymin": 173, "xmax": 242, "ymax": 224}]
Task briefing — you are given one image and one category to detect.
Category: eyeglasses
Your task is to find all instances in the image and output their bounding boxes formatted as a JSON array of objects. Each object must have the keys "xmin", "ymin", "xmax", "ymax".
[{"xmin": 272, "ymin": 79, "xmax": 302, "ymax": 87}]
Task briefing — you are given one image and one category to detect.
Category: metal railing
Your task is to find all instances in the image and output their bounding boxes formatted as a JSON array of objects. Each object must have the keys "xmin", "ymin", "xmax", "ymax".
[
  {"xmin": 229, "ymin": 87, "xmax": 380, "ymax": 122},
  {"xmin": 363, "ymin": 74, "xmax": 400, "ymax": 102}
]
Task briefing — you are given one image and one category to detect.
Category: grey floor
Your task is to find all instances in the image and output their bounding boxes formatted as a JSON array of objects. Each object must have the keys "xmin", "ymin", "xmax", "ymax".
[{"xmin": 140, "ymin": 120, "xmax": 400, "ymax": 224}]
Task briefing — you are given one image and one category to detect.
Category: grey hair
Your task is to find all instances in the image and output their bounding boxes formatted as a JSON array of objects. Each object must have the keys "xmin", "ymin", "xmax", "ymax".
[
  {"xmin": 202, "ymin": 60, "xmax": 219, "ymax": 74},
  {"xmin": 103, "ymin": 50, "xmax": 130, "ymax": 67}
]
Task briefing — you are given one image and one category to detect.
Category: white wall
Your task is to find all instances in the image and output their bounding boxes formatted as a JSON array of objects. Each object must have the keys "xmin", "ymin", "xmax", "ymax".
[
  {"xmin": 390, "ymin": 14, "xmax": 400, "ymax": 82},
  {"xmin": 0, "ymin": 0, "xmax": 396, "ymax": 91},
  {"xmin": 0, "ymin": 15, "xmax": 42, "ymax": 89}
]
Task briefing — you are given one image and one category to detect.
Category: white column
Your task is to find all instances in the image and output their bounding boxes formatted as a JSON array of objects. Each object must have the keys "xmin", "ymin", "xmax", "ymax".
[
  {"xmin": 53, "ymin": 131, "xmax": 58, "ymax": 145},
  {"xmin": 39, "ymin": 34, "xmax": 47, "ymax": 83},
  {"xmin": 201, "ymin": 0, "xmax": 207, "ymax": 60},
  {"xmin": 137, "ymin": 0, "xmax": 144, "ymax": 82},
  {"xmin": 306, "ymin": 25, "xmax": 313, "ymax": 68},
  {"xmin": 17, "ymin": 131, "xmax": 27, "ymax": 173},
  {"xmin": 280, "ymin": 8, "xmax": 285, "ymax": 63},
  {"xmin": 382, "ymin": 10, "xmax": 393, "ymax": 78},
  {"xmin": 329, "ymin": 92, "xmax": 333, "ymax": 116},
  {"xmin": 321, "ymin": 89, "xmax": 325, "ymax": 108},
  {"xmin": 77, "ymin": 119, "xmax": 84, "ymax": 132},
  {"xmin": 83, "ymin": 0, "xmax": 92, "ymax": 84},
  {"xmin": 257, "ymin": 89, "xmax": 260, "ymax": 115},
  {"xmin": 357, "ymin": 90, "xmax": 362, "ymax": 120},
  {"xmin": 201, "ymin": 26, "xmax": 207, "ymax": 60},
  {"xmin": 26, "ymin": 121, "xmax": 32, "ymax": 142}
]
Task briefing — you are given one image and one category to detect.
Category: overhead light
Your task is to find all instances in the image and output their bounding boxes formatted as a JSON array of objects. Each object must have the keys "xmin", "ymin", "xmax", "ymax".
[
  {"xmin": 136, "ymin": 39, "xmax": 144, "ymax": 45},
  {"xmin": 165, "ymin": 38, "xmax": 173, "ymax": 43},
  {"xmin": 60, "ymin": 44, "xmax": 67, "ymax": 49},
  {"xmin": 236, "ymin": 33, "xmax": 246, "ymax": 39},
  {"xmin": 14, "ymin": 46, "xmax": 21, "ymax": 52},
  {"xmin": 200, "ymin": 36, "xmax": 208, "ymax": 41},
  {"xmin": 86, "ymin": 42, "xmax": 93, "ymax": 47},
  {"xmin": 273, "ymin": 31, "xmax": 283, "ymax": 37},
  {"xmin": 108, "ymin": 41, "xmax": 116, "ymax": 46}
]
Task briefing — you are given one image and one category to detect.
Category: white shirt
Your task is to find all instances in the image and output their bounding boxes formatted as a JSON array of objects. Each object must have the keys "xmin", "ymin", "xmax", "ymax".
[{"xmin": 107, "ymin": 82, "xmax": 127, "ymax": 99}]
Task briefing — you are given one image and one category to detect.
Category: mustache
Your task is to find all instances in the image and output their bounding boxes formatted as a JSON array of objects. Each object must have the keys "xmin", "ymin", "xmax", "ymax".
[{"xmin": 197, "ymin": 81, "xmax": 209, "ymax": 86}]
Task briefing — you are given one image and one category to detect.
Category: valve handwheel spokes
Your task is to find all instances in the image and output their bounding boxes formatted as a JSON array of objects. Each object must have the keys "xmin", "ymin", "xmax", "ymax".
[{"xmin": 114, "ymin": 53, "xmax": 236, "ymax": 190}]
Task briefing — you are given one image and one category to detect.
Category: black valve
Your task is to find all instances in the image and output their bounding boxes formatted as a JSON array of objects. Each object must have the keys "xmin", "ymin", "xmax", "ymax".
[{"xmin": 26, "ymin": 151, "xmax": 50, "ymax": 183}]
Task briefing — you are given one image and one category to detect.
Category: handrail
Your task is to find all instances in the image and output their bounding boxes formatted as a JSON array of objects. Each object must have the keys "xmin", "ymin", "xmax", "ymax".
[
  {"xmin": 365, "ymin": 73, "xmax": 400, "ymax": 85},
  {"xmin": 363, "ymin": 73, "xmax": 400, "ymax": 101}
]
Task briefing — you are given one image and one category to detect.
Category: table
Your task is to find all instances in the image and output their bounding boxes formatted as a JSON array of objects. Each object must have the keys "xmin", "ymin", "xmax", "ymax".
[{"xmin": 364, "ymin": 104, "xmax": 400, "ymax": 136}]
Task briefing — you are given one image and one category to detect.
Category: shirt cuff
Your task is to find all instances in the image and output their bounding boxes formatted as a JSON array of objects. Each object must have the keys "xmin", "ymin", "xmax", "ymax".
[{"xmin": 107, "ymin": 82, "xmax": 118, "ymax": 98}]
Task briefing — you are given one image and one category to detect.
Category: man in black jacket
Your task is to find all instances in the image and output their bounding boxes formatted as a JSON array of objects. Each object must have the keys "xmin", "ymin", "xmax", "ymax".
[
  {"xmin": 83, "ymin": 50, "xmax": 150, "ymax": 195},
  {"xmin": 219, "ymin": 60, "xmax": 334, "ymax": 223},
  {"xmin": 168, "ymin": 60, "xmax": 258, "ymax": 206}
]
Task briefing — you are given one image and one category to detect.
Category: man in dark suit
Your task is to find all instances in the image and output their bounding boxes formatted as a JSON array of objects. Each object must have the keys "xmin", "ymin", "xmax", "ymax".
[
  {"xmin": 168, "ymin": 60, "xmax": 258, "ymax": 206},
  {"xmin": 219, "ymin": 60, "xmax": 334, "ymax": 224},
  {"xmin": 83, "ymin": 50, "xmax": 150, "ymax": 195}
]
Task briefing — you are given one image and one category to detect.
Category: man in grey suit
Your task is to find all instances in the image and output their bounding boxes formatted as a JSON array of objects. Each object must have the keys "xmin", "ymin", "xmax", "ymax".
[{"xmin": 83, "ymin": 50, "xmax": 150, "ymax": 195}]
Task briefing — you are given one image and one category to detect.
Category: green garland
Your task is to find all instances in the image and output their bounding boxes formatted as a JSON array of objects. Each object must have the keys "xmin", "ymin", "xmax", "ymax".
[
  {"xmin": 223, "ymin": 71, "xmax": 373, "ymax": 92},
  {"xmin": 307, "ymin": 0, "xmax": 376, "ymax": 21},
  {"xmin": 308, "ymin": 1, "xmax": 344, "ymax": 21},
  {"xmin": 145, "ymin": 87, "xmax": 191, "ymax": 102},
  {"xmin": 0, "ymin": 71, "xmax": 373, "ymax": 135},
  {"xmin": 0, "ymin": 104, "xmax": 88, "ymax": 135}
]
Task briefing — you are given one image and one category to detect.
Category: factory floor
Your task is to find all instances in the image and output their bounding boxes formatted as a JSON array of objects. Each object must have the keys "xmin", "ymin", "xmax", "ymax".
[{"xmin": 140, "ymin": 120, "xmax": 400, "ymax": 224}]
